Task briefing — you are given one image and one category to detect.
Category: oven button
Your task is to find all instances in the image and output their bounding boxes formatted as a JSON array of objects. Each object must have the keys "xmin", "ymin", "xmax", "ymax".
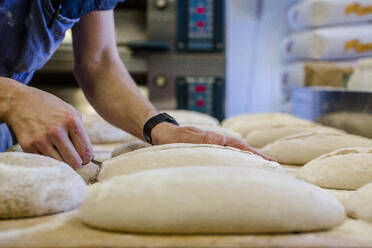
[
  {"xmin": 196, "ymin": 99, "xmax": 205, "ymax": 106},
  {"xmin": 196, "ymin": 7, "xmax": 205, "ymax": 14},
  {"xmin": 154, "ymin": 0, "xmax": 169, "ymax": 10},
  {"xmin": 195, "ymin": 85, "xmax": 206, "ymax": 92},
  {"xmin": 196, "ymin": 21, "xmax": 205, "ymax": 28},
  {"xmin": 154, "ymin": 75, "xmax": 168, "ymax": 88}
]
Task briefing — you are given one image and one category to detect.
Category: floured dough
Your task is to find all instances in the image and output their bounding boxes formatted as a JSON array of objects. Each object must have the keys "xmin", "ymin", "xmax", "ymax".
[
  {"xmin": 76, "ymin": 162, "xmax": 100, "ymax": 184},
  {"xmin": 346, "ymin": 182, "xmax": 372, "ymax": 223},
  {"xmin": 221, "ymin": 113, "xmax": 313, "ymax": 137},
  {"xmin": 6, "ymin": 144, "xmax": 23, "ymax": 152},
  {"xmin": 0, "ymin": 152, "xmax": 87, "ymax": 218},
  {"xmin": 80, "ymin": 166, "xmax": 345, "ymax": 234},
  {"xmin": 111, "ymin": 140, "xmax": 151, "ymax": 158},
  {"xmin": 98, "ymin": 143, "xmax": 283, "ymax": 181},
  {"xmin": 82, "ymin": 113, "xmax": 128, "ymax": 144},
  {"xmin": 163, "ymin": 110, "xmax": 219, "ymax": 126},
  {"xmin": 6, "ymin": 144, "xmax": 100, "ymax": 184},
  {"xmin": 297, "ymin": 148, "xmax": 372, "ymax": 190},
  {"xmin": 222, "ymin": 113, "xmax": 293, "ymax": 128},
  {"xmin": 262, "ymin": 132, "xmax": 372, "ymax": 165},
  {"xmin": 245, "ymin": 125, "xmax": 343, "ymax": 148}
]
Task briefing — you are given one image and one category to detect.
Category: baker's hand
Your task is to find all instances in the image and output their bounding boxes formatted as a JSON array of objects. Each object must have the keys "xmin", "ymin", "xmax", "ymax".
[
  {"xmin": 4, "ymin": 85, "xmax": 93, "ymax": 168},
  {"xmin": 151, "ymin": 122, "xmax": 275, "ymax": 161}
]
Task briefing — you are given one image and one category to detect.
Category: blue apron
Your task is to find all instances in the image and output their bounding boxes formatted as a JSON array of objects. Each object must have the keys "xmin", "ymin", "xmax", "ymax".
[{"xmin": 0, "ymin": 0, "xmax": 122, "ymax": 152}]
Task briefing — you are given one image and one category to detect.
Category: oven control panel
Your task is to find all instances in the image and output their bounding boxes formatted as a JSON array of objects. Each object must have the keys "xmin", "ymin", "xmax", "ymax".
[
  {"xmin": 176, "ymin": 76, "xmax": 225, "ymax": 120},
  {"xmin": 177, "ymin": 0, "xmax": 224, "ymax": 52}
]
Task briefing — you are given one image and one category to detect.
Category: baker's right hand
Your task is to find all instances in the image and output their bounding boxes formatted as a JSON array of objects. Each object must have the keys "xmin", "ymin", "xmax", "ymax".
[{"xmin": 4, "ymin": 84, "xmax": 93, "ymax": 169}]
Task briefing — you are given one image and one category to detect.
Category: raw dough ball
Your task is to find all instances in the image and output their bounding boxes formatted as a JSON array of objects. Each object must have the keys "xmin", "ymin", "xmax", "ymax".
[
  {"xmin": 111, "ymin": 140, "xmax": 151, "ymax": 158},
  {"xmin": 222, "ymin": 112, "xmax": 296, "ymax": 127},
  {"xmin": 221, "ymin": 113, "xmax": 313, "ymax": 137},
  {"xmin": 245, "ymin": 125, "xmax": 343, "ymax": 148},
  {"xmin": 76, "ymin": 162, "xmax": 100, "ymax": 184},
  {"xmin": 98, "ymin": 143, "xmax": 283, "ymax": 181},
  {"xmin": 346, "ymin": 182, "xmax": 372, "ymax": 223},
  {"xmin": 163, "ymin": 110, "xmax": 219, "ymax": 126},
  {"xmin": 122, "ymin": 134, "xmax": 142, "ymax": 144},
  {"xmin": 83, "ymin": 113, "xmax": 128, "ymax": 144},
  {"xmin": 6, "ymin": 144, "xmax": 23, "ymax": 152},
  {"xmin": 5, "ymin": 144, "xmax": 101, "ymax": 185},
  {"xmin": 0, "ymin": 152, "xmax": 87, "ymax": 219},
  {"xmin": 80, "ymin": 166, "xmax": 346, "ymax": 234},
  {"xmin": 262, "ymin": 132, "xmax": 372, "ymax": 165},
  {"xmin": 297, "ymin": 148, "xmax": 372, "ymax": 190}
]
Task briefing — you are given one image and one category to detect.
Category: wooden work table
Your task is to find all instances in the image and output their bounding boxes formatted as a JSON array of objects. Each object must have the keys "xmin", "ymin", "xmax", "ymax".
[{"xmin": 1, "ymin": 210, "xmax": 372, "ymax": 248}]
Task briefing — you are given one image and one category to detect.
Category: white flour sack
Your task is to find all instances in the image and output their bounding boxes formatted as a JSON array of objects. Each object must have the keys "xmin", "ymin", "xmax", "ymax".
[
  {"xmin": 289, "ymin": 0, "xmax": 372, "ymax": 31},
  {"xmin": 282, "ymin": 24, "xmax": 372, "ymax": 62}
]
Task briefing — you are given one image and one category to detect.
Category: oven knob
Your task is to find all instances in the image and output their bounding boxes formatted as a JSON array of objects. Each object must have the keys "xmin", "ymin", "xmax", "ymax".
[
  {"xmin": 154, "ymin": 75, "xmax": 168, "ymax": 88},
  {"xmin": 154, "ymin": 0, "xmax": 169, "ymax": 9}
]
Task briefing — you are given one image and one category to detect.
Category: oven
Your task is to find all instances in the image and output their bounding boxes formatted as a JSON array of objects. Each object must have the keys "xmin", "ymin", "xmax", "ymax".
[{"xmin": 37, "ymin": 0, "xmax": 226, "ymax": 120}]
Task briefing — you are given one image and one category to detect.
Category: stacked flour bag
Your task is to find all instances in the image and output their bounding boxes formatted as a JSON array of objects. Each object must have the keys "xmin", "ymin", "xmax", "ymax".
[{"xmin": 281, "ymin": 0, "xmax": 372, "ymax": 110}]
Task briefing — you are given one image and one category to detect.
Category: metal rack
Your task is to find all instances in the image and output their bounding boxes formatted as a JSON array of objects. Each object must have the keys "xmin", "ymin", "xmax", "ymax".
[{"xmin": 292, "ymin": 87, "xmax": 372, "ymax": 138}]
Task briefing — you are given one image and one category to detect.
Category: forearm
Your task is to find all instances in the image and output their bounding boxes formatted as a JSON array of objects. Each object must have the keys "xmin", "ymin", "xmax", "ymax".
[{"xmin": 74, "ymin": 54, "xmax": 158, "ymax": 140}]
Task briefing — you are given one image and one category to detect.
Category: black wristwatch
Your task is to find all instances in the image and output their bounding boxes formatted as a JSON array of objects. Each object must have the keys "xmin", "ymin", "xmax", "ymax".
[{"xmin": 143, "ymin": 113, "xmax": 179, "ymax": 145}]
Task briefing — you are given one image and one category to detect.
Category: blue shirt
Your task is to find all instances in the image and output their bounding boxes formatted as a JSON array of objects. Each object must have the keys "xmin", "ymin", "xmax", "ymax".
[{"xmin": 0, "ymin": 0, "xmax": 123, "ymax": 152}]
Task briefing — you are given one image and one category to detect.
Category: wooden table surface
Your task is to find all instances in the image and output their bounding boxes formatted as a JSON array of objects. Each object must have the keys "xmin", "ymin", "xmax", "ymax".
[{"xmin": 1, "ymin": 210, "xmax": 372, "ymax": 248}]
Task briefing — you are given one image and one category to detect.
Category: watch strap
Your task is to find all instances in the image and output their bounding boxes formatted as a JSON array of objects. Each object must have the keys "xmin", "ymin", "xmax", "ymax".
[{"xmin": 143, "ymin": 113, "xmax": 179, "ymax": 144}]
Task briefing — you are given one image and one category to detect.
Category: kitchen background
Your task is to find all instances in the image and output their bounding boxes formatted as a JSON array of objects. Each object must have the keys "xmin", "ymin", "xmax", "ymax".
[{"xmin": 29, "ymin": 0, "xmax": 372, "ymax": 125}]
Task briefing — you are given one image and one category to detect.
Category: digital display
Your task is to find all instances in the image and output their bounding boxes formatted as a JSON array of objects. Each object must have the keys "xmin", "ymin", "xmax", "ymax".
[
  {"xmin": 188, "ymin": 0, "xmax": 214, "ymax": 50},
  {"xmin": 187, "ymin": 77, "xmax": 214, "ymax": 114}
]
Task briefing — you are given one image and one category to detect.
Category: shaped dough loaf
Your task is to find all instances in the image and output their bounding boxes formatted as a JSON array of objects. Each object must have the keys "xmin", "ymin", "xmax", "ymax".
[
  {"xmin": 346, "ymin": 182, "xmax": 372, "ymax": 223},
  {"xmin": 83, "ymin": 113, "xmax": 128, "ymax": 144},
  {"xmin": 262, "ymin": 132, "xmax": 372, "ymax": 165},
  {"xmin": 111, "ymin": 140, "xmax": 151, "ymax": 158},
  {"xmin": 0, "ymin": 152, "xmax": 87, "ymax": 218},
  {"xmin": 222, "ymin": 113, "xmax": 313, "ymax": 137},
  {"xmin": 297, "ymin": 148, "xmax": 372, "ymax": 190},
  {"xmin": 163, "ymin": 110, "xmax": 219, "ymax": 126},
  {"xmin": 98, "ymin": 143, "xmax": 283, "ymax": 181},
  {"xmin": 80, "ymin": 166, "xmax": 346, "ymax": 234},
  {"xmin": 245, "ymin": 124, "xmax": 343, "ymax": 148}
]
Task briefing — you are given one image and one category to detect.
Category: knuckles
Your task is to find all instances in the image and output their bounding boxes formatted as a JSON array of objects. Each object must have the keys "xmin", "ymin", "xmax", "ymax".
[
  {"xmin": 47, "ymin": 126, "xmax": 64, "ymax": 140},
  {"xmin": 19, "ymin": 140, "xmax": 35, "ymax": 153},
  {"xmin": 32, "ymin": 136, "xmax": 48, "ymax": 148},
  {"xmin": 64, "ymin": 113, "xmax": 80, "ymax": 129}
]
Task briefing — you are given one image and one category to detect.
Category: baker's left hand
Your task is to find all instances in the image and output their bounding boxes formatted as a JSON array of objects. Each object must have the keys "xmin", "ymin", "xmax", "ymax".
[{"xmin": 151, "ymin": 122, "xmax": 276, "ymax": 162}]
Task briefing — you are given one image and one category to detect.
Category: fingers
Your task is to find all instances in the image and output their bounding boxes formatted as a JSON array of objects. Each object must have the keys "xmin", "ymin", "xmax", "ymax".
[
  {"xmin": 47, "ymin": 126, "xmax": 83, "ymax": 169},
  {"xmin": 224, "ymin": 136, "xmax": 277, "ymax": 162},
  {"xmin": 66, "ymin": 115, "xmax": 94, "ymax": 165},
  {"xmin": 33, "ymin": 138, "xmax": 63, "ymax": 162},
  {"xmin": 153, "ymin": 125, "xmax": 276, "ymax": 162},
  {"xmin": 200, "ymin": 131, "xmax": 226, "ymax": 146},
  {"xmin": 224, "ymin": 136, "xmax": 251, "ymax": 150}
]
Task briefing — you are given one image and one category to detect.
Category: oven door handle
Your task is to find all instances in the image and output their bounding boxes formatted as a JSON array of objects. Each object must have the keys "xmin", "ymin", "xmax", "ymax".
[{"xmin": 120, "ymin": 41, "xmax": 170, "ymax": 52}]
